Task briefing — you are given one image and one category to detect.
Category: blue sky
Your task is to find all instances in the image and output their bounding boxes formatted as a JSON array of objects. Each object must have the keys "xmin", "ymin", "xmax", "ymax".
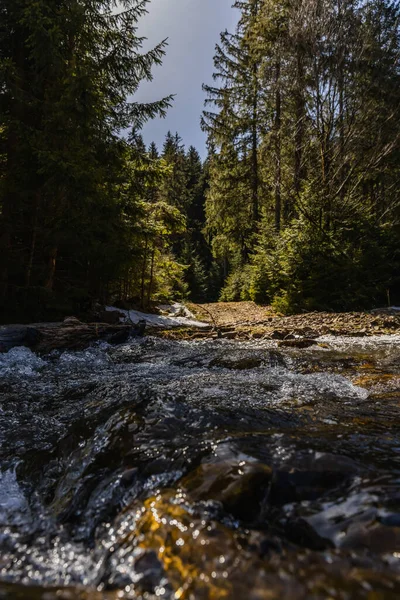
[{"xmin": 135, "ymin": 0, "xmax": 239, "ymax": 157}]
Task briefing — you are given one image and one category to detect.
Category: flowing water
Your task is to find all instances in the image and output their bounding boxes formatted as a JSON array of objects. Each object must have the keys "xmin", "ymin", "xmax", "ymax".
[{"xmin": 1, "ymin": 335, "xmax": 400, "ymax": 599}]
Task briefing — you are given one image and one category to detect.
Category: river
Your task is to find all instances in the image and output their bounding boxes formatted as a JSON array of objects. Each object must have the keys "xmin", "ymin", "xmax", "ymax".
[{"xmin": 1, "ymin": 335, "xmax": 400, "ymax": 599}]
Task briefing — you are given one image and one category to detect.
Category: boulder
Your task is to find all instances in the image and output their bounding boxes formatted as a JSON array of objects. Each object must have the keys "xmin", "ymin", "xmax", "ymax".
[
  {"xmin": 63, "ymin": 316, "xmax": 83, "ymax": 327},
  {"xmin": 98, "ymin": 310, "xmax": 125, "ymax": 324},
  {"xmin": 180, "ymin": 460, "xmax": 272, "ymax": 521},
  {"xmin": 0, "ymin": 326, "xmax": 41, "ymax": 352},
  {"xmin": 277, "ymin": 339, "xmax": 317, "ymax": 349}
]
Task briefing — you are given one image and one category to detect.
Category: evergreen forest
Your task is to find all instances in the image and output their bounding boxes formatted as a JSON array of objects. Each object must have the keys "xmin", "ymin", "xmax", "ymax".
[{"xmin": 1, "ymin": 0, "xmax": 400, "ymax": 322}]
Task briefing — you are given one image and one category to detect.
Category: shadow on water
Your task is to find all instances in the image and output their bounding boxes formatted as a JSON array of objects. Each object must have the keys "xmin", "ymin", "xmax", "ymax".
[{"xmin": 1, "ymin": 336, "xmax": 400, "ymax": 598}]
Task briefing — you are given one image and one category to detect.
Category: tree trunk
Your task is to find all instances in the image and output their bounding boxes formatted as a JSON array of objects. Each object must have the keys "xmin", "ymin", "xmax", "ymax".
[
  {"xmin": 291, "ymin": 53, "xmax": 305, "ymax": 220},
  {"xmin": 140, "ymin": 236, "xmax": 149, "ymax": 309},
  {"xmin": 146, "ymin": 246, "xmax": 156, "ymax": 308},
  {"xmin": 0, "ymin": 192, "xmax": 12, "ymax": 301},
  {"xmin": 251, "ymin": 63, "xmax": 259, "ymax": 225},
  {"xmin": 26, "ymin": 190, "xmax": 41, "ymax": 288},
  {"xmin": 274, "ymin": 59, "xmax": 282, "ymax": 232},
  {"xmin": 45, "ymin": 247, "xmax": 58, "ymax": 291},
  {"xmin": 0, "ymin": 29, "xmax": 26, "ymax": 300}
]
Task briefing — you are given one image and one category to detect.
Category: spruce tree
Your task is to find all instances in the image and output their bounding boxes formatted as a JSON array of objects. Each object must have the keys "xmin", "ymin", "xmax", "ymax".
[
  {"xmin": 202, "ymin": 2, "xmax": 265, "ymax": 296},
  {"xmin": 182, "ymin": 146, "xmax": 211, "ymax": 301},
  {"xmin": 0, "ymin": 0, "xmax": 172, "ymax": 319},
  {"xmin": 205, "ymin": 0, "xmax": 400, "ymax": 309}
]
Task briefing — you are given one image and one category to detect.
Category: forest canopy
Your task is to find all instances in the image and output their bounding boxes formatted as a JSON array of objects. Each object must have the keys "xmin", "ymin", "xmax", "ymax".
[{"xmin": 1, "ymin": 0, "xmax": 400, "ymax": 322}]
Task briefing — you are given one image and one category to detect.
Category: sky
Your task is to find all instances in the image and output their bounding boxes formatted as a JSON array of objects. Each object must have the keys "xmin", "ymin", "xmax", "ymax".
[{"xmin": 135, "ymin": 0, "xmax": 239, "ymax": 157}]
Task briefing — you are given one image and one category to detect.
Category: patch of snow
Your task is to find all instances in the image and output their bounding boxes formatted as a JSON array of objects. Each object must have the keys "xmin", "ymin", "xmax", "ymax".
[
  {"xmin": 157, "ymin": 302, "xmax": 195, "ymax": 319},
  {"xmin": 370, "ymin": 306, "xmax": 400, "ymax": 313},
  {"xmin": 105, "ymin": 304, "xmax": 209, "ymax": 329}
]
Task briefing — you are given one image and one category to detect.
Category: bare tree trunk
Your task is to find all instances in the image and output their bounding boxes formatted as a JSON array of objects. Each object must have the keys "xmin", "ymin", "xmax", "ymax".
[
  {"xmin": 292, "ymin": 53, "xmax": 305, "ymax": 219},
  {"xmin": 0, "ymin": 192, "xmax": 12, "ymax": 301},
  {"xmin": 274, "ymin": 59, "xmax": 282, "ymax": 232},
  {"xmin": 338, "ymin": 0, "xmax": 346, "ymax": 210},
  {"xmin": 0, "ymin": 128, "xmax": 17, "ymax": 299},
  {"xmin": 26, "ymin": 190, "xmax": 41, "ymax": 288},
  {"xmin": 0, "ymin": 30, "xmax": 26, "ymax": 301},
  {"xmin": 45, "ymin": 247, "xmax": 58, "ymax": 291},
  {"xmin": 146, "ymin": 246, "xmax": 156, "ymax": 308},
  {"xmin": 251, "ymin": 63, "xmax": 259, "ymax": 225},
  {"xmin": 140, "ymin": 236, "xmax": 148, "ymax": 309}
]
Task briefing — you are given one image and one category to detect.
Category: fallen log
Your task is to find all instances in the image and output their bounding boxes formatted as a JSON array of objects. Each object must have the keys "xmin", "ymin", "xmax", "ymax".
[{"xmin": 0, "ymin": 320, "xmax": 139, "ymax": 354}]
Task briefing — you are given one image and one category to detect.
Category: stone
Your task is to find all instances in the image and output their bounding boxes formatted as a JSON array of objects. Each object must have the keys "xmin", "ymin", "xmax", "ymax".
[
  {"xmin": 271, "ymin": 330, "xmax": 285, "ymax": 339},
  {"xmin": 0, "ymin": 326, "xmax": 41, "ymax": 352},
  {"xmin": 285, "ymin": 517, "xmax": 333, "ymax": 551},
  {"xmin": 209, "ymin": 356, "xmax": 263, "ymax": 370},
  {"xmin": 63, "ymin": 316, "xmax": 82, "ymax": 326},
  {"xmin": 180, "ymin": 460, "xmax": 272, "ymax": 521},
  {"xmin": 98, "ymin": 310, "xmax": 124, "ymax": 325},
  {"xmin": 277, "ymin": 339, "xmax": 317, "ymax": 349}
]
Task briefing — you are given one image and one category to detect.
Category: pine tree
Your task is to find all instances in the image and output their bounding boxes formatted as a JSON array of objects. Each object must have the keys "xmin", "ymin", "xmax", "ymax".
[
  {"xmin": 202, "ymin": 1, "xmax": 265, "ymax": 295},
  {"xmin": 182, "ymin": 146, "xmax": 211, "ymax": 301},
  {"xmin": 159, "ymin": 132, "xmax": 189, "ymax": 211},
  {"xmin": 252, "ymin": 0, "xmax": 400, "ymax": 310},
  {"xmin": 205, "ymin": 0, "xmax": 400, "ymax": 309},
  {"xmin": 0, "ymin": 0, "xmax": 172, "ymax": 319}
]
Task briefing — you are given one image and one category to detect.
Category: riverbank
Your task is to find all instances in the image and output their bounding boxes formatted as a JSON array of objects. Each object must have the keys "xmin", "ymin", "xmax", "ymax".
[
  {"xmin": 2, "ymin": 302, "xmax": 400, "ymax": 353},
  {"xmin": 158, "ymin": 301, "xmax": 400, "ymax": 341}
]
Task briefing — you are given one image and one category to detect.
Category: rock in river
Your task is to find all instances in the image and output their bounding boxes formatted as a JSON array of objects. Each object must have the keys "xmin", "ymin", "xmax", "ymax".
[{"xmin": 0, "ymin": 325, "xmax": 41, "ymax": 352}]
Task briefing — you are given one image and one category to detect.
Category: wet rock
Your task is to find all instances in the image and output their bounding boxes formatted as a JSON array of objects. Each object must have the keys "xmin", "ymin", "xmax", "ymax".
[
  {"xmin": 120, "ymin": 467, "xmax": 138, "ymax": 486},
  {"xmin": 98, "ymin": 310, "xmax": 124, "ymax": 324},
  {"xmin": 107, "ymin": 492, "xmax": 304, "ymax": 600},
  {"xmin": 246, "ymin": 531, "xmax": 283, "ymax": 558},
  {"xmin": 278, "ymin": 339, "xmax": 317, "ymax": 349},
  {"xmin": 271, "ymin": 330, "xmax": 285, "ymax": 339},
  {"xmin": 107, "ymin": 344, "xmax": 145, "ymax": 364},
  {"xmin": 351, "ymin": 330, "xmax": 368, "ymax": 337},
  {"xmin": 0, "ymin": 326, "xmax": 41, "ymax": 352},
  {"xmin": 132, "ymin": 319, "xmax": 146, "ymax": 338},
  {"xmin": 269, "ymin": 468, "xmax": 349, "ymax": 506},
  {"xmin": 339, "ymin": 521, "xmax": 400, "ymax": 553},
  {"xmin": 106, "ymin": 329, "xmax": 130, "ymax": 345},
  {"xmin": 354, "ymin": 372, "xmax": 399, "ymax": 390},
  {"xmin": 380, "ymin": 513, "xmax": 400, "ymax": 527},
  {"xmin": 209, "ymin": 356, "xmax": 263, "ymax": 370},
  {"xmin": 0, "ymin": 583, "xmax": 108, "ymax": 599},
  {"xmin": 285, "ymin": 517, "xmax": 333, "ymax": 551},
  {"xmin": 106, "ymin": 319, "xmax": 146, "ymax": 344},
  {"xmin": 180, "ymin": 460, "xmax": 272, "ymax": 521},
  {"xmin": 63, "ymin": 316, "xmax": 83, "ymax": 327},
  {"xmin": 209, "ymin": 350, "xmax": 283, "ymax": 370},
  {"xmin": 268, "ymin": 453, "xmax": 359, "ymax": 508},
  {"xmin": 129, "ymin": 550, "xmax": 170, "ymax": 595}
]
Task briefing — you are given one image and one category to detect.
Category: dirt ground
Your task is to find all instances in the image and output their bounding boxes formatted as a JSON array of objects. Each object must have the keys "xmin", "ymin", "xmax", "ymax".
[{"xmin": 187, "ymin": 302, "xmax": 276, "ymax": 327}]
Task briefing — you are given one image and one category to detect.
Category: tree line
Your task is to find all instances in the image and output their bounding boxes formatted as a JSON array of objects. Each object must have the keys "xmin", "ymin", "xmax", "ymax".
[
  {"xmin": 0, "ymin": 0, "xmax": 215, "ymax": 322},
  {"xmin": 1, "ymin": 0, "xmax": 400, "ymax": 322},
  {"xmin": 203, "ymin": 0, "xmax": 400, "ymax": 312}
]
